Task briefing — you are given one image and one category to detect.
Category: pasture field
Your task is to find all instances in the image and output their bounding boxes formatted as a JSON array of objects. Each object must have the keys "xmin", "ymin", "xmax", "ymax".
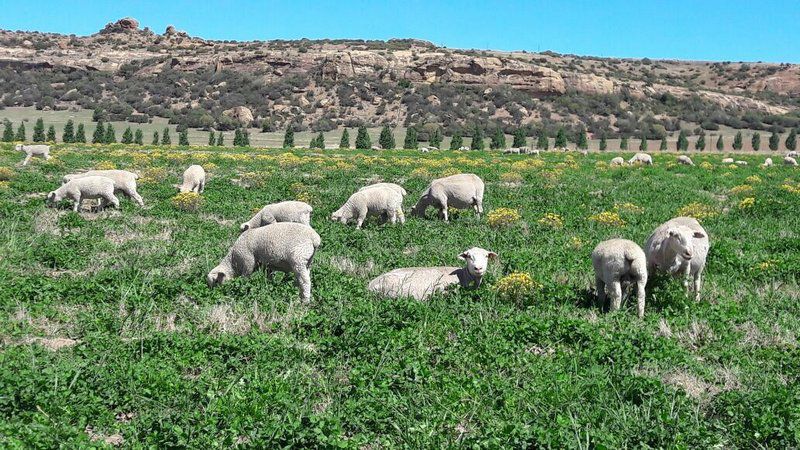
[{"xmin": 0, "ymin": 143, "xmax": 799, "ymax": 448}]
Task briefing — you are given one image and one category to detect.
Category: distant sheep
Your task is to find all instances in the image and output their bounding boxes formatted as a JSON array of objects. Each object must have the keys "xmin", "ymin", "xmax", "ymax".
[
  {"xmin": 331, "ymin": 185, "xmax": 405, "ymax": 229},
  {"xmin": 787, "ymin": 151, "xmax": 799, "ymax": 158},
  {"xmin": 763, "ymin": 158, "xmax": 773, "ymax": 167},
  {"xmin": 677, "ymin": 155, "xmax": 694, "ymax": 166},
  {"xmin": 610, "ymin": 156, "xmax": 625, "ymax": 166},
  {"xmin": 591, "ymin": 239, "xmax": 648, "ymax": 318},
  {"xmin": 16, "ymin": 144, "xmax": 50, "ymax": 166},
  {"xmin": 179, "ymin": 165, "xmax": 206, "ymax": 193},
  {"xmin": 784, "ymin": 156, "xmax": 798, "ymax": 166},
  {"xmin": 63, "ymin": 170, "xmax": 143, "ymax": 207},
  {"xmin": 722, "ymin": 157, "xmax": 734, "ymax": 164},
  {"xmin": 503, "ymin": 148, "xmax": 521, "ymax": 155},
  {"xmin": 458, "ymin": 146, "xmax": 470, "ymax": 151},
  {"xmin": 644, "ymin": 217, "xmax": 709, "ymax": 301},
  {"xmin": 411, "ymin": 173, "xmax": 484, "ymax": 222},
  {"xmin": 47, "ymin": 176, "xmax": 118, "ymax": 212},
  {"xmin": 628, "ymin": 153, "xmax": 653, "ymax": 165},
  {"xmin": 240, "ymin": 201, "xmax": 312, "ymax": 232},
  {"xmin": 735, "ymin": 160, "xmax": 748, "ymax": 166}
]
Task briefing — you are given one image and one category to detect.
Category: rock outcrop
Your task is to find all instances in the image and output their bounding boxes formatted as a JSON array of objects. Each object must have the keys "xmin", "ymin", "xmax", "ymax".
[{"xmin": 222, "ymin": 106, "xmax": 254, "ymax": 125}]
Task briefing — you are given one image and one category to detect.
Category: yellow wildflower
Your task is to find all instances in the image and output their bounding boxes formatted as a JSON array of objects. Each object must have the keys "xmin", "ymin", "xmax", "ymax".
[
  {"xmin": 588, "ymin": 211, "xmax": 626, "ymax": 227},
  {"xmin": 738, "ymin": 197, "xmax": 755, "ymax": 209},
  {"xmin": 729, "ymin": 185, "xmax": 753, "ymax": 195},
  {"xmin": 676, "ymin": 202, "xmax": 719, "ymax": 221},
  {"xmin": 538, "ymin": 213, "xmax": 564, "ymax": 229},
  {"xmin": 487, "ymin": 208, "xmax": 522, "ymax": 228},
  {"xmin": 172, "ymin": 192, "xmax": 203, "ymax": 212},
  {"xmin": 495, "ymin": 272, "xmax": 541, "ymax": 304}
]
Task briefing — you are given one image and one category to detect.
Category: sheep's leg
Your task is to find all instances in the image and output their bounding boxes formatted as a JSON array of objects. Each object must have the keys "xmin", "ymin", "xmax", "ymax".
[
  {"xmin": 636, "ymin": 280, "xmax": 646, "ymax": 318},
  {"xmin": 22, "ymin": 155, "xmax": 31, "ymax": 166},
  {"xmin": 199, "ymin": 181, "xmax": 205, "ymax": 193},
  {"xmin": 693, "ymin": 272, "xmax": 702, "ymax": 302},
  {"xmin": 609, "ymin": 281, "xmax": 622, "ymax": 313},
  {"xmin": 387, "ymin": 209, "xmax": 397, "ymax": 224},
  {"xmin": 596, "ymin": 276, "xmax": 606, "ymax": 308},
  {"xmin": 131, "ymin": 191, "xmax": 144, "ymax": 207},
  {"xmin": 682, "ymin": 263, "xmax": 692, "ymax": 296},
  {"xmin": 294, "ymin": 266, "xmax": 312, "ymax": 302},
  {"xmin": 397, "ymin": 209, "xmax": 405, "ymax": 224},
  {"xmin": 355, "ymin": 209, "xmax": 367, "ymax": 229},
  {"xmin": 44, "ymin": 153, "xmax": 50, "ymax": 160},
  {"xmin": 99, "ymin": 197, "xmax": 109, "ymax": 210},
  {"xmin": 73, "ymin": 196, "xmax": 81, "ymax": 212}
]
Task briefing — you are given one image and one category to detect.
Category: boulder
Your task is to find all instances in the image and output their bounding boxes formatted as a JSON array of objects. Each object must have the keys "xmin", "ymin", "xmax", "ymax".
[
  {"xmin": 99, "ymin": 17, "xmax": 139, "ymax": 34},
  {"xmin": 222, "ymin": 106, "xmax": 254, "ymax": 125}
]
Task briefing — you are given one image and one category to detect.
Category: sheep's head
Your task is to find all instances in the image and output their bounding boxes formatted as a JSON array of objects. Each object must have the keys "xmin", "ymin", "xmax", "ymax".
[
  {"xmin": 239, "ymin": 222, "xmax": 251, "ymax": 233},
  {"xmin": 15, "ymin": 144, "xmax": 23, "ymax": 152},
  {"xmin": 178, "ymin": 184, "xmax": 191, "ymax": 194},
  {"xmin": 330, "ymin": 208, "xmax": 347, "ymax": 224},
  {"xmin": 207, "ymin": 264, "xmax": 234, "ymax": 287},
  {"xmin": 45, "ymin": 191, "xmax": 61, "ymax": 206},
  {"xmin": 410, "ymin": 199, "xmax": 427, "ymax": 217},
  {"xmin": 458, "ymin": 247, "xmax": 498, "ymax": 279},
  {"xmin": 667, "ymin": 227, "xmax": 706, "ymax": 261}
]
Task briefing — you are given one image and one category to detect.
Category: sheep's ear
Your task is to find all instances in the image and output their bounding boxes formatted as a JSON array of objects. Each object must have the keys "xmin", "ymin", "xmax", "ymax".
[
  {"xmin": 239, "ymin": 223, "xmax": 249, "ymax": 232},
  {"xmin": 458, "ymin": 251, "xmax": 470, "ymax": 261},
  {"xmin": 47, "ymin": 192, "xmax": 55, "ymax": 201},
  {"xmin": 667, "ymin": 228, "xmax": 678, "ymax": 237},
  {"xmin": 216, "ymin": 272, "xmax": 225, "ymax": 284},
  {"xmin": 693, "ymin": 231, "xmax": 706, "ymax": 239},
  {"xmin": 487, "ymin": 251, "xmax": 498, "ymax": 261}
]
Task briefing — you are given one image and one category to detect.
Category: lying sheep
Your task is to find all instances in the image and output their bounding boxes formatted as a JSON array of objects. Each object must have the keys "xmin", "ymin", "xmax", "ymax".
[
  {"xmin": 610, "ymin": 156, "xmax": 625, "ymax": 166},
  {"xmin": 458, "ymin": 146, "xmax": 470, "ymax": 151},
  {"xmin": 47, "ymin": 176, "xmax": 118, "ymax": 212},
  {"xmin": 722, "ymin": 157, "xmax": 734, "ymax": 164},
  {"xmin": 179, "ymin": 165, "xmax": 206, "ymax": 193},
  {"xmin": 591, "ymin": 239, "xmax": 648, "ymax": 318},
  {"xmin": 735, "ymin": 160, "xmax": 748, "ymax": 166},
  {"xmin": 763, "ymin": 157, "xmax": 773, "ymax": 167},
  {"xmin": 331, "ymin": 185, "xmax": 405, "ymax": 229},
  {"xmin": 240, "ymin": 201, "xmax": 312, "ymax": 232},
  {"xmin": 677, "ymin": 155, "xmax": 694, "ymax": 166},
  {"xmin": 644, "ymin": 217, "xmax": 709, "ymax": 301},
  {"xmin": 358, "ymin": 182, "xmax": 407, "ymax": 197},
  {"xmin": 207, "ymin": 222, "xmax": 321, "ymax": 301},
  {"xmin": 17, "ymin": 144, "xmax": 50, "ymax": 166},
  {"xmin": 787, "ymin": 151, "xmax": 799, "ymax": 158},
  {"xmin": 420, "ymin": 148, "xmax": 430, "ymax": 153},
  {"xmin": 785, "ymin": 156, "xmax": 798, "ymax": 166},
  {"xmin": 63, "ymin": 170, "xmax": 143, "ymax": 207},
  {"xmin": 628, "ymin": 153, "xmax": 653, "ymax": 165},
  {"xmin": 411, "ymin": 173, "xmax": 485, "ymax": 222},
  {"xmin": 368, "ymin": 247, "xmax": 497, "ymax": 300}
]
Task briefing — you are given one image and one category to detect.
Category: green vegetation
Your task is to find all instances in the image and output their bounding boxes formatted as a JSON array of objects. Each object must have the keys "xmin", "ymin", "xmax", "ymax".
[
  {"xmin": 62, "ymin": 120, "xmax": 75, "ymax": 144},
  {"xmin": 104, "ymin": 124, "xmax": 116, "ymax": 144},
  {"xmin": 620, "ymin": 136, "xmax": 628, "ymax": 150},
  {"xmin": 2, "ymin": 120, "xmax": 13, "ymax": 142},
  {"xmin": 733, "ymin": 131, "xmax": 743, "ymax": 151},
  {"xmin": 309, "ymin": 131, "xmax": 325, "ymax": 150},
  {"xmin": 639, "ymin": 135, "xmax": 648, "ymax": 151},
  {"xmin": 403, "ymin": 127, "xmax": 418, "ymax": 149},
  {"xmin": 134, "ymin": 128, "xmax": 143, "ymax": 145},
  {"xmin": 46, "ymin": 125, "xmax": 56, "ymax": 143},
  {"xmin": 554, "ymin": 128, "xmax": 568, "ymax": 148},
  {"xmin": 769, "ymin": 131, "xmax": 780, "ymax": 151},
  {"xmin": 716, "ymin": 135, "xmax": 724, "ymax": 151},
  {"xmin": 32, "ymin": 118, "xmax": 45, "ymax": 142},
  {"xmin": 752, "ymin": 132, "xmax": 761, "ymax": 151},
  {"xmin": 696, "ymin": 133, "xmax": 706, "ymax": 151},
  {"xmin": 378, "ymin": 125, "xmax": 395, "ymax": 150},
  {"xmin": 577, "ymin": 130, "xmax": 588, "ymax": 150},
  {"xmin": 786, "ymin": 129, "xmax": 797, "ymax": 151},
  {"xmin": 536, "ymin": 132, "xmax": 549, "ymax": 150},
  {"xmin": 339, "ymin": 129, "xmax": 350, "ymax": 149},
  {"xmin": 179, "ymin": 129, "xmax": 190, "ymax": 146},
  {"xmin": 470, "ymin": 125, "xmax": 485, "ymax": 151},
  {"xmin": 677, "ymin": 130, "xmax": 689, "ymax": 151},
  {"xmin": 75, "ymin": 124, "xmax": 86, "ymax": 143},
  {"xmin": 449, "ymin": 132, "xmax": 463, "ymax": 150},
  {"xmin": 490, "ymin": 128, "xmax": 506, "ymax": 150},
  {"xmin": 355, "ymin": 125, "xmax": 371, "ymax": 149},
  {"xmin": 161, "ymin": 128, "xmax": 171, "ymax": 146},
  {"xmin": 92, "ymin": 122, "xmax": 105, "ymax": 144},
  {"xmin": 660, "ymin": 136, "xmax": 668, "ymax": 151},
  {"xmin": 599, "ymin": 134, "xmax": 607, "ymax": 151}
]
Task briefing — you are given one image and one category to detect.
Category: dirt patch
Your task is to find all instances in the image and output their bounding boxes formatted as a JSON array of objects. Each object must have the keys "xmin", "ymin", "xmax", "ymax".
[
  {"xmin": 23, "ymin": 337, "xmax": 79, "ymax": 351},
  {"xmin": 201, "ymin": 214, "xmax": 234, "ymax": 226},
  {"xmin": 655, "ymin": 318, "xmax": 673, "ymax": 338},
  {"xmin": 662, "ymin": 371, "xmax": 720, "ymax": 400},
  {"xmin": 675, "ymin": 320, "xmax": 715, "ymax": 350},
  {"xmin": 326, "ymin": 255, "xmax": 375, "ymax": 278},
  {"xmin": 735, "ymin": 321, "xmax": 797, "ymax": 348},
  {"xmin": 105, "ymin": 227, "xmax": 172, "ymax": 245},
  {"xmin": 33, "ymin": 208, "xmax": 62, "ymax": 235},
  {"xmin": 85, "ymin": 426, "xmax": 124, "ymax": 446}
]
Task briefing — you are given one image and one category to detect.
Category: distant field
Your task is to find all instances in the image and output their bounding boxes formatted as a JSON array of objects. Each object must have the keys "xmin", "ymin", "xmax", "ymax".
[{"xmin": 0, "ymin": 143, "xmax": 798, "ymax": 447}]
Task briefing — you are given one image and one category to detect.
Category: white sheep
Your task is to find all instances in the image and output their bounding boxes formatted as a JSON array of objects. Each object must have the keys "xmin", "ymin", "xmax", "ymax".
[
  {"xmin": 610, "ymin": 156, "xmax": 625, "ymax": 166},
  {"xmin": 579, "ymin": 149, "xmax": 589, "ymax": 156},
  {"xmin": 47, "ymin": 176, "xmax": 118, "ymax": 212},
  {"xmin": 677, "ymin": 155, "xmax": 694, "ymax": 166},
  {"xmin": 784, "ymin": 156, "xmax": 798, "ymax": 166},
  {"xmin": 178, "ymin": 165, "xmax": 206, "ymax": 193},
  {"xmin": 519, "ymin": 146, "xmax": 531, "ymax": 154},
  {"xmin": 628, "ymin": 153, "xmax": 653, "ymax": 165},
  {"xmin": 527, "ymin": 149, "xmax": 540, "ymax": 156},
  {"xmin": 591, "ymin": 239, "xmax": 648, "ymax": 318},
  {"xmin": 722, "ymin": 157, "xmax": 734, "ymax": 164},
  {"xmin": 63, "ymin": 170, "xmax": 143, "ymax": 207},
  {"xmin": 240, "ymin": 201, "xmax": 313, "ymax": 232},
  {"xmin": 411, "ymin": 173, "xmax": 485, "ymax": 222},
  {"xmin": 331, "ymin": 185, "xmax": 405, "ymax": 229},
  {"xmin": 787, "ymin": 151, "xmax": 799, "ymax": 158},
  {"xmin": 763, "ymin": 158, "xmax": 773, "ymax": 167},
  {"xmin": 458, "ymin": 146, "xmax": 470, "ymax": 151},
  {"xmin": 16, "ymin": 144, "xmax": 50, "ymax": 166},
  {"xmin": 503, "ymin": 148, "xmax": 521, "ymax": 155},
  {"xmin": 644, "ymin": 217, "xmax": 709, "ymax": 301},
  {"xmin": 207, "ymin": 222, "xmax": 321, "ymax": 301},
  {"xmin": 358, "ymin": 182, "xmax": 407, "ymax": 197},
  {"xmin": 735, "ymin": 160, "xmax": 748, "ymax": 166},
  {"xmin": 420, "ymin": 147, "xmax": 430, "ymax": 153},
  {"xmin": 368, "ymin": 247, "xmax": 497, "ymax": 300}
]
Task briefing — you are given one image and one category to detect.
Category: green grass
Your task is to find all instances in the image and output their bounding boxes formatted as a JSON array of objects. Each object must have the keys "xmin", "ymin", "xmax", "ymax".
[{"xmin": 0, "ymin": 144, "xmax": 798, "ymax": 448}]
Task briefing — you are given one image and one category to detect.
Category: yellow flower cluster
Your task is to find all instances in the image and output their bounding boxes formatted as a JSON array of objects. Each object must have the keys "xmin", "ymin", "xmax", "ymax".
[
  {"xmin": 239, "ymin": 171, "xmax": 271, "ymax": 188},
  {"xmin": 699, "ymin": 161, "xmax": 714, "ymax": 170},
  {"xmin": 780, "ymin": 182, "xmax": 800, "ymax": 194},
  {"xmin": 0, "ymin": 181, "xmax": 9, "ymax": 189},
  {"xmin": 95, "ymin": 161, "xmax": 116, "ymax": 170},
  {"xmin": 745, "ymin": 175, "xmax": 762, "ymax": 184},
  {"xmin": 203, "ymin": 162, "xmax": 218, "ymax": 172},
  {"xmin": 500, "ymin": 172, "xmax": 523, "ymax": 184},
  {"xmin": 569, "ymin": 236, "xmax": 584, "ymax": 250},
  {"xmin": 588, "ymin": 211, "xmax": 626, "ymax": 227},
  {"xmin": 728, "ymin": 164, "xmax": 738, "ymax": 169},
  {"xmin": 511, "ymin": 159, "xmax": 545, "ymax": 171},
  {"xmin": 440, "ymin": 167, "xmax": 461, "ymax": 177},
  {"xmin": 410, "ymin": 167, "xmax": 431, "ymax": 178},
  {"xmin": 595, "ymin": 161, "xmax": 608, "ymax": 169},
  {"xmin": 171, "ymin": 192, "xmax": 203, "ymax": 212},
  {"xmin": 729, "ymin": 184, "xmax": 753, "ymax": 195},
  {"xmin": 291, "ymin": 182, "xmax": 316, "ymax": 204},
  {"xmin": 757, "ymin": 259, "xmax": 778, "ymax": 271},
  {"xmin": 738, "ymin": 197, "xmax": 755, "ymax": 209},
  {"xmin": 486, "ymin": 207, "xmax": 522, "ymax": 228},
  {"xmin": 494, "ymin": 272, "xmax": 541, "ymax": 303},
  {"xmin": 538, "ymin": 213, "xmax": 564, "ymax": 229},
  {"xmin": 139, "ymin": 167, "xmax": 168, "ymax": 184},
  {"xmin": 614, "ymin": 202, "xmax": 643, "ymax": 213},
  {"xmin": 0, "ymin": 167, "xmax": 14, "ymax": 181},
  {"xmin": 676, "ymin": 202, "xmax": 719, "ymax": 221}
]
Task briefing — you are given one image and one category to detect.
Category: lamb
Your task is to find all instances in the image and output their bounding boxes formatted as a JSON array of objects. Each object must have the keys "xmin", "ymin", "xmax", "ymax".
[
  {"xmin": 63, "ymin": 170, "xmax": 143, "ymax": 207},
  {"xmin": 763, "ymin": 157, "xmax": 773, "ymax": 167},
  {"xmin": 677, "ymin": 155, "xmax": 694, "ymax": 166},
  {"xmin": 628, "ymin": 153, "xmax": 653, "ymax": 165},
  {"xmin": 207, "ymin": 222, "xmax": 321, "ymax": 301},
  {"xmin": 735, "ymin": 160, "xmax": 748, "ymax": 166},
  {"xmin": 784, "ymin": 156, "xmax": 798, "ymax": 166},
  {"xmin": 16, "ymin": 144, "xmax": 50, "ymax": 166},
  {"xmin": 368, "ymin": 247, "xmax": 497, "ymax": 300},
  {"xmin": 331, "ymin": 185, "xmax": 405, "ymax": 229},
  {"xmin": 411, "ymin": 173, "xmax": 485, "ymax": 222},
  {"xmin": 787, "ymin": 151, "xmax": 799, "ymax": 158},
  {"xmin": 644, "ymin": 217, "xmax": 710, "ymax": 301},
  {"xmin": 591, "ymin": 239, "xmax": 648, "ymax": 318},
  {"xmin": 358, "ymin": 182, "xmax": 407, "ymax": 197},
  {"xmin": 179, "ymin": 165, "xmax": 206, "ymax": 193},
  {"xmin": 47, "ymin": 176, "xmax": 119, "ymax": 212},
  {"xmin": 610, "ymin": 156, "xmax": 625, "ymax": 166},
  {"xmin": 722, "ymin": 157, "xmax": 734, "ymax": 164},
  {"xmin": 239, "ymin": 201, "xmax": 313, "ymax": 232}
]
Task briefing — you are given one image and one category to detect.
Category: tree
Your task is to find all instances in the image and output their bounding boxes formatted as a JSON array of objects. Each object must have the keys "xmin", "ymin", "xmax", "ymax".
[
  {"xmin": 536, "ymin": 132, "xmax": 549, "ymax": 150},
  {"xmin": 751, "ymin": 132, "xmax": 761, "ymax": 151},
  {"xmin": 75, "ymin": 124, "xmax": 86, "ymax": 143},
  {"xmin": 233, "ymin": 129, "xmax": 242, "ymax": 147},
  {"xmin": 660, "ymin": 136, "xmax": 668, "ymax": 151},
  {"xmin": 216, "ymin": 132, "xmax": 224, "ymax": 146},
  {"xmin": 403, "ymin": 127, "xmax": 418, "ymax": 149},
  {"xmin": 62, "ymin": 119, "xmax": 75, "ymax": 143},
  {"xmin": 105, "ymin": 124, "xmax": 116, "ymax": 143},
  {"xmin": 2, "ymin": 120, "xmax": 13, "ymax": 142},
  {"xmin": 695, "ymin": 133, "xmax": 706, "ymax": 151},
  {"xmin": 15, "ymin": 123, "xmax": 26, "ymax": 142},
  {"xmin": 599, "ymin": 134, "xmax": 607, "ymax": 151},
  {"xmin": 512, "ymin": 128, "xmax": 527, "ymax": 148},
  {"xmin": 310, "ymin": 132, "xmax": 325, "ymax": 149},
  {"xmin": 92, "ymin": 108, "xmax": 106, "ymax": 122},
  {"xmin": 769, "ymin": 130, "xmax": 780, "ymax": 151},
  {"xmin": 449, "ymin": 132, "xmax": 463, "ymax": 150},
  {"xmin": 430, "ymin": 128, "xmax": 443, "ymax": 148},
  {"xmin": 46, "ymin": 125, "xmax": 56, "ymax": 142},
  {"xmin": 92, "ymin": 121, "xmax": 105, "ymax": 144},
  {"xmin": 620, "ymin": 136, "xmax": 628, "ymax": 150},
  {"xmin": 121, "ymin": 127, "xmax": 133, "ymax": 144},
  {"xmin": 179, "ymin": 129, "xmax": 189, "ymax": 146},
  {"xmin": 677, "ymin": 130, "xmax": 689, "ymax": 151},
  {"xmin": 378, "ymin": 125, "xmax": 395, "ymax": 149},
  {"xmin": 639, "ymin": 135, "xmax": 648, "ymax": 151},
  {"xmin": 356, "ymin": 126, "xmax": 371, "ymax": 149},
  {"xmin": 490, "ymin": 128, "xmax": 506, "ymax": 150},
  {"xmin": 282, "ymin": 127, "xmax": 294, "ymax": 148},
  {"xmin": 470, "ymin": 125, "xmax": 484, "ymax": 150},
  {"xmin": 208, "ymin": 131, "xmax": 215, "ymax": 146},
  {"xmin": 554, "ymin": 128, "xmax": 567, "ymax": 148},
  {"xmin": 32, "ymin": 118, "xmax": 45, "ymax": 142},
  {"xmin": 715, "ymin": 135, "xmax": 724, "ymax": 151},
  {"xmin": 786, "ymin": 129, "xmax": 797, "ymax": 151},
  {"xmin": 161, "ymin": 128, "xmax": 171, "ymax": 145},
  {"xmin": 577, "ymin": 129, "xmax": 588, "ymax": 150},
  {"xmin": 134, "ymin": 129, "xmax": 143, "ymax": 145},
  {"xmin": 732, "ymin": 131, "xmax": 743, "ymax": 150},
  {"xmin": 152, "ymin": 131, "xmax": 159, "ymax": 145},
  {"xmin": 339, "ymin": 129, "xmax": 350, "ymax": 149}
]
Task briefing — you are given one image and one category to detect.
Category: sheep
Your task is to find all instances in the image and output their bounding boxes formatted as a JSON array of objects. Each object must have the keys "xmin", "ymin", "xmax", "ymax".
[
  {"xmin": 458, "ymin": 146, "xmax": 470, "ymax": 151},
  {"xmin": 47, "ymin": 176, "xmax": 119, "ymax": 212},
  {"xmin": 579, "ymin": 149, "xmax": 589, "ymax": 156},
  {"xmin": 610, "ymin": 156, "xmax": 625, "ymax": 166},
  {"xmin": 677, "ymin": 155, "xmax": 694, "ymax": 166},
  {"xmin": 787, "ymin": 151, "xmax": 799, "ymax": 158},
  {"xmin": 358, "ymin": 182, "xmax": 407, "ymax": 197},
  {"xmin": 207, "ymin": 222, "xmax": 321, "ymax": 301},
  {"xmin": 644, "ymin": 217, "xmax": 709, "ymax": 301},
  {"xmin": 735, "ymin": 160, "xmax": 748, "ymax": 166},
  {"xmin": 628, "ymin": 152, "xmax": 653, "ymax": 165},
  {"xmin": 63, "ymin": 170, "xmax": 143, "ymax": 207},
  {"xmin": 528, "ymin": 149, "xmax": 540, "ymax": 156},
  {"xmin": 763, "ymin": 157, "xmax": 773, "ymax": 167},
  {"xmin": 784, "ymin": 156, "xmax": 798, "ymax": 166},
  {"xmin": 411, "ymin": 173, "xmax": 485, "ymax": 222},
  {"xmin": 331, "ymin": 185, "xmax": 405, "ymax": 229},
  {"xmin": 16, "ymin": 144, "xmax": 50, "ymax": 166},
  {"xmin": 722, "ymin": 157, "xmax": 734, "ymax": 164},
  {"xmin": 429, "ymin": 146, "xmax": 439, "ymax": 151},
  {"xmin": 179, "ymin": 165, "xmax": 206, "ymax": 193},
  {"xmin": 368, "ymin": 247, "xmax": 497, "ymax": 300},
  {"xmin": 519, "ymin": 146, "xmax": 531, "ymax": 154},
  {"xmin": 420, "ymin": 147, "xmax": 430, "ymax": 153},
  {"xmin": 591, "ymin": 239, "xmax": 648, "ymax": 318},
  {"xmin": 503, "ymin": 148, "xmax": 521, "ymax": 155},
  {"xmin": 239, "ymin": 201, "xmax": 312, "ymax": 232}
]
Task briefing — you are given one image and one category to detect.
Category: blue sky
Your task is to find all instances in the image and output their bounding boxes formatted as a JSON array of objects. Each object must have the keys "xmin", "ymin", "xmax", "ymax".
[{"xmin": 4, "ymin": 0, "xmax": 799, "ymax": 62}]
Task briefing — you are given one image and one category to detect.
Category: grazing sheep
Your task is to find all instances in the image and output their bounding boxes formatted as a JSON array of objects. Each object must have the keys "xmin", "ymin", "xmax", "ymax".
[
  {"xmin": 579, "ymin": 149, "xmax": 589, "ymax": 156},
  {"xmin": 429, "ymin": 146, "xmax": 439, "ymax": 151},
  {"xmin": 677, "ymin": 155, "xmax": 694, "ymax": 166},
  {"xmin": 591, "ymin": 239, "xmax": 648, "ymax": 318},
  {"xmin": 371, "ymin": 145, "xmax": 381, "ymax": 151},
  {"xmin": 628, "ymin": 153, "xmax": 653, "ymax": 165},
  {"xmin": 63, "ymin": 170, "xmax": 143, "ymax": 207},
  {"xmin": 519, "ymin": 147, "xmax": 531, "ymax": 154},
  {"xmin": 239, "ymin": 201, "xmax": 312, "ymax": 232},
  {"xmin": 784, "ymin": 156, "xmax": 798, "ymax": 166},
  {"xmin": 368, "ymin": 247, "xmax": 497, "ymax": 300},
  {"xmin": 411, "ymin": 173, "xmax": 485, "ymax": 222},
  {"xmin": 787, "ymin": 151, "xmax": 799, "ymax": 158},
  {"xmin": 179, "ymin": 165, "xmax": 206, "ymax": 193},
  {"xmin": 610, "ymin": 156, "xmax": 625, "ymax": 166},
  {"xmin": 358, "ymin": 182, "xmax": 407, "ymax": 197},
  {"xmin": 16, "ymin": 144, "xmax": 50, "ymax": 166},
  {"xmin": 763, "ymin": 157, "xmax": 773, "ymax": 167},
  {"xmin": 420, "ymin": 147, "xmax": 430, "ymax": 153},
  {"xmin": 207, "ymin": 222, "xmax": 321, "ymax": 301},
  {"xmin": 503, "ymin": 148, "xmax": 521, "ymax": 155},
  {"xmin": 722, "ymin": 157, "xmax": 734, "ymax": 164},
  {"xmin": 735, "ymin": 160, "xmax": 748, "ymax": 166},
  {"xmin": 644, "ymin": 217, "xmax": 709, "ymax": 301},
  {"xmin": 47, "ymin": 176, "xmax": 118, "ymax": 212},
  {"xmin": 528, "ymin": 149, "xmax": 540, "ymax": 156},
  {"xmin": 458, "ymin": 146, "xmax": 470, "ymax": 151},
  {"xmin": 331, "ymin": 185, "xmax": 405, "ymax": 229}
]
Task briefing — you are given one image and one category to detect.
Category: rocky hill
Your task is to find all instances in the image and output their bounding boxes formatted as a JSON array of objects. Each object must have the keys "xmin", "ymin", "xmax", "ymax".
[{"xmin": 1, "ymin": 17, "xmax": 798, "ymax": 140}]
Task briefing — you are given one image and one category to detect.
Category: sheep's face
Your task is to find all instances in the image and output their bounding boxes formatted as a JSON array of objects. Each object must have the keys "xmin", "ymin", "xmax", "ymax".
[
  {"xmin": 667, "ymin": 227, "xmax": 706, "ymax": 261},
  {"xmin": 410, "ymin": 201, "xmax": 427, "ymax": 217},
  {"xmin": 207, "ymin": 266, "xmax": 233, "ymax": 287},
  {"xmin": 15, "ymin": 144, "xmax": 23, "ymax": 152},
  {"xmin": 178, "ymin": 185, "xmax": 191, "ymax": 194},
  {"xmin": 45, "ymin": 191, "xmax": 61, "ymax": 206},
  {"xmin": 330, "ymin": 209, "xmax": 347, "ymax": 224},
  {"xmin": 459, "ymin": 247, "xmax": 498, "ymax": 279}
]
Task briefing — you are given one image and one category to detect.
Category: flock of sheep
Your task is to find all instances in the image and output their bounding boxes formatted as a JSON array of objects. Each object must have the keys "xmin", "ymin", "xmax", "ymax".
[{"xmin": 22, "ymin": 143, "xmax": 797, "ymax": 315}]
